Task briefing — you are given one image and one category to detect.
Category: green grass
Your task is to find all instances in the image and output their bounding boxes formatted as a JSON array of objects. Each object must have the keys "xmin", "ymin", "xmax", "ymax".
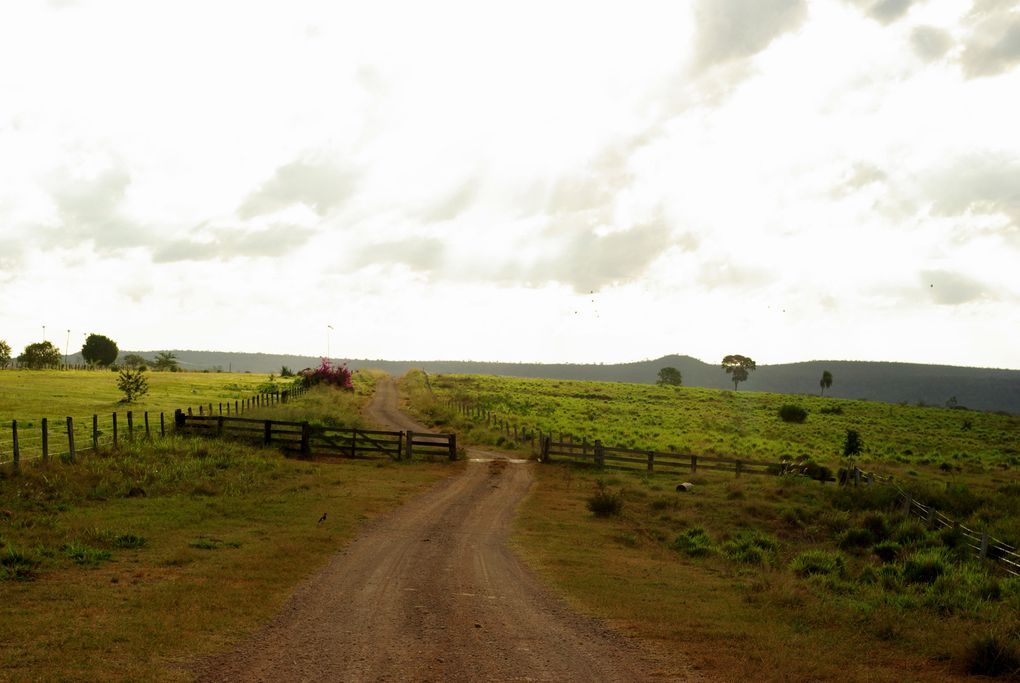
[
  {"xmin": 513, "ymin": 462, "xmax": 1020, "ymax": 681},
  {"xmin": 0, "ymin": 378, "xmax": 456, "ymax": 681}
]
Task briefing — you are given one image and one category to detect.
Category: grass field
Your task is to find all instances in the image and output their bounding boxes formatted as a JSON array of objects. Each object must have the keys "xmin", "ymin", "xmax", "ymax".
[
  {"xmin": 0, "ymin": 372, "xmax": 456, "ymax": 681},
  {"xmin": 404, "ymin": 371, "xmax": 1020, "ymax": 679}
]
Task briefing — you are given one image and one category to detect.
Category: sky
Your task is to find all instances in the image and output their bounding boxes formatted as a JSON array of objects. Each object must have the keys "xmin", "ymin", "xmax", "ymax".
[{"xmin": 1, "ymin": 0, "xmax": 1018, "ymax": 369}]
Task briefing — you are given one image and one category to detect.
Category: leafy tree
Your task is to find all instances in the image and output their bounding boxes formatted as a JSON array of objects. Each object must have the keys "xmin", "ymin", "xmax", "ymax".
[
  {"xmin": 721, "ymin": 354, "xmax": 756, "ymax": 391},
  {"xmin": 820, "ymin": 370, "xmax": 833, "ymax": 396},
  {"xmin": 0, "ymin": 340, "xmax": 11, "ymax": 369},
  {"xmin": 81, "ymin": 333, "xmax": 119, "ymax": 367},
  {"xmin": 656, "ymin": 366, "xmax": 682, "ymax": 386},
  {"xmin": 303, "ymin": 358, "xmax": 353, "ymax": 390},
  {"xmin": 843, "ymin": 430, "xmax": 864, "ymax": 457},
  {"xmin": 122, "ymin": 353, "xmax": 148, "ymax": 369},
  {"xmin": 280, "ymin": 366, "xmax": 294, "ymax": 377},
  {"xmin": 18, "ymin": 341, "xmax": 62, "ymax": 369},
  {"xmin": 152, "ymin": 351, "xmax": 179, "ymax": 372},
  {"xmin": 116, "ymin": 368, "xmax": 149, "ymax": 402}
]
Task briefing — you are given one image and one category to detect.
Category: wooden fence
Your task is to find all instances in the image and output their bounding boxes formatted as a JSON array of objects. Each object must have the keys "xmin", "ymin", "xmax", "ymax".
[
  {"xmin": 175, "ymin": 413, "xmax": 457, "ymax": 461},
  {"xmin": 1, "ymin": 388, "xmax": 303, "ymax": 468},
  {"xmin": 540, "ymin": 437, "xmax": 806, "ymax": 479}
]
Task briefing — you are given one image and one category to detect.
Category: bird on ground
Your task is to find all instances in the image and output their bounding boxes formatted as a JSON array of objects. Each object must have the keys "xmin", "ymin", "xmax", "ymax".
[{"xmin": 317, "ymin": 513, "xmax": 327, "ymax": 524}]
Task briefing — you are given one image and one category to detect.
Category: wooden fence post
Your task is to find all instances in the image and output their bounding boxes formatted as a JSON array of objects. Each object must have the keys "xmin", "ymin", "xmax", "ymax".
[
  {"xmin": 12, "ymin": 420, "xmax": 19, "ymax": 470},
  {"xmin": 219, "ymin": 403, "xmax": 222, "ymax": 415},
  {"xmin": 449, "ymin": 433, "xmax": 457, "ymax": 461},
  {"xmin": 66, "ymin": 416, "xmax": 76, "ymax": 463},
  {"xmin": 208, "ymin": 403, "xmax": 213, "ymax": 416},
  {"xmin": 647, "ymin": 451, "xmax": 654, "ymax": 473},
  {"xmin": 217, "ymin": 416, "xmax": 224, "ymax": 436},
  {"xmin": 300, "ymin": 422, "xmax": 310, "ymax": 457},
  {"xmin": 92, "ymin": 415, "xmax": 99, "ymax": 451},
  {"xmin": 406, "ymin": 430, "xmax": 414, "ymax": 461},
  {"xmin": 903, "ymin": 492, "xmax": 913, "ymax": 515},
  {"xmin": 980, "ymin": 533, "xmax": 989, "ymax": 560},
  {"xmin": 160, "ymin": 412, "xmax": 165, "ymax": 438},
  {"xmin": 350, "ymin": 429, "xmax": 358, "ymax": 458},
  {"xmin": 127, "ymin": 411, "xmax": 134, "ymax": 441},
  {"xmin": 42, "ymin": 418, "xmax": 49, "ymax": 463},
  {"xmin": 263, "ymin": 420, "xmax": 271, "ymax": 445},
  {"xmin": 541, "ymin": 436, "xmax": 551, "ymax": 462},
  {"xmin": 854, "ymin": 467, "xmax": 861, "ymax": 487},
  {"xmin": 926, "ymin": 506, "xmax": 937, "ymax": 529},
  {"xmin": 199, "ymin": 405, "xmax": 204, "ymax": 416},
  {"xmin": 174, "ymin": 409, "xmax": 185, "ymax": 432},
  {"xmin": 594, "ymin": 440, "xmax": 604, "ymax": 467},
  {"xmin": 735, "ymin": 460, "xmax": 743, "ymax": 477},
  {"xmin": 112, "ymin": 412, "xmax": 118, "ymax": 448},
  {"xmin": 144, "ymin": 412, "xmax": 151, "ymax": 439},
  {"xmin": 691, "ymin": 454, "xmax": 698, "ymax": 473}
]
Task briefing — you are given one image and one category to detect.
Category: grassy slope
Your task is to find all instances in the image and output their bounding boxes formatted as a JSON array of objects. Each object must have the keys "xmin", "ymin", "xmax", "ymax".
[
  {"xmin": 407, "ymin": 372, "xmax": 1020, "ymax": 680},
  {"xmin": 0, "ymin": 375, "xmax": 455, "ymax": 681}
]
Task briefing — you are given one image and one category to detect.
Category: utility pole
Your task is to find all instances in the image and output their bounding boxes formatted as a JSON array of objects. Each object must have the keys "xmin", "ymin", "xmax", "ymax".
[
  {"xmin": 327, "ymin": 324, "xmax": 334, "ymax": 361},
  {"xmin": 65, "ymin": 329, "xmax": 70, "ymax": 367}
]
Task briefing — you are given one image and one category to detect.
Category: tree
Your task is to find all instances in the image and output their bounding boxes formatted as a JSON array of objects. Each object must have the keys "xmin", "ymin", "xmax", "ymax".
[
  {"xmin": 81, "ymin": 333, "xmax": 119, "ymax": 367},
  {"xmin": 152, "ymin": 351, "xmax": 179, "ymax": 372},
  {"xmin": 122, "ymin": 353, "xmax": 148, "ymax": 369},
  {"xmin": 721, "ymin": 354, "xmax": 756, "ymax": 391},
  {"xmin": 656, "ymin": 366, "xmax": 682, "ymax": 386},
  {"xmin": 0, "ymin": 340, "xmax": 11, "ymax": 369},
  {"xmin": 843, "ymin": 429, "xmax": 864, "ymax": 458},
  {"xmin": 18, "ymin": 341, "xmax": 62, "ymax": 369},
  {"xmin": 117, "ymin": 368, "xmax": 149, "ymax": 402},
  {"xmin": 820, "ymin": 370, "xmax": 833, "ymax": 396},
  {"xmin": 303, "ymin": 358, "xmax": 353, "ymax": 390}
]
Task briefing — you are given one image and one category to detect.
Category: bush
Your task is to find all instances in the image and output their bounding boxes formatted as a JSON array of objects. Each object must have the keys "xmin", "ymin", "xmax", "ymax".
[
  {"xmin": 819, "ymin": 405, "xmax": 844, "ymax": 415},
  {"xmin": 586, "ymin": 481, "xmax": 623, "ymax": 517},
  {"xmin": 303, "ymin": 358, "xmax": 354, "ymax": 390},
  {"xmin": 0, "ymin": 547, "xmax": 39, "ymax": 581},
  {"xmin": 671, "ymin": 527, "xmax": 715, "ymax": 557},
  {"xmin": 962, "ymin": 633, "xmax": 1020, "ymax": 678},
  {"xmin": 778, "ymin": 405, "xmax": 808, "ymax": 423},
  {"xmin": 860, "ymin": 511, "xmax": 890, "ymax": 540},
  {"xmin": 790, "ymin": 550, "xmax": 846, "ymax": 578},
  {"xmin": 838, "ymin": 527, "xmax": 875, "ymax": 550},
  {"xmin": 116, "ymin": 368, "xmax": 149, "ymax": 403}
]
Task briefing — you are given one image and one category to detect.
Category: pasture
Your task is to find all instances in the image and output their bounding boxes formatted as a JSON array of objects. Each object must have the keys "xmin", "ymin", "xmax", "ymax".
[{"xmin": 406, "ymin": 372, "xmax": 1020, "ymax": 679}]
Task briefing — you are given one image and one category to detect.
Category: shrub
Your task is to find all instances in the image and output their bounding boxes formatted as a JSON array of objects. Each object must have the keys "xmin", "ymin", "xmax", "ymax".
[
  {"xmin": 903, "ymin": 548, "xmax": 948, "ymax": 585},
  {"xmin": 586, "ymin": 481, "xmax": 623, "ymax": 517},
  {"xmin": 778, "ymin": 404, "xmax": 808, "ymax": 423},
  {"xmin": 790, "ymin": 550, "xmax": 846, "ymax": 578},
  {"xmin": 843, "ymin": 430, "xmax": 864, "ymax": 457},
  {"xmin": 838, "ymin": 527, "xmax": 875, "ymax": 550},
  {"xmin": 671, "ymin": 527, "xmax": 715, "ymax": 557},
  {"xmin": 962, "ymin": 633, "xmax": 1020, "ymax": 678},
  {"xmin": 860, "ymin": 511, "xmax": 890, "ymax": 540},
  {"xmin": 819, "ymin": 405, "xmax": 844, "ymax": 415},
  {"xmin": 303, "ymin": 358, "xmax": 354, "ymax": 390},
  {"xmin": 116, "ymin": 368, "xmax": 149, "ymax": 403},
  {"xmin": 892, "ymin": 519, "xmax": 928, "ymax": 545}
]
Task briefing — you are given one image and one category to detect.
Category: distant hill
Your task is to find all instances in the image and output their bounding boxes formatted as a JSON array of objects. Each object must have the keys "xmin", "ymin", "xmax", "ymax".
[{"xmin": 80, "ymin": 350, "xmax": 1020, "ymax": 416}]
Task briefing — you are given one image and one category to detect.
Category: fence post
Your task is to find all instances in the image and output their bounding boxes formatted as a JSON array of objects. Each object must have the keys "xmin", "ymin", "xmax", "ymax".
[
  {"xmin": 42, "ymin": 418, "xmax": 49, "ymax": 463},
  {"xmin": 854, "ymin": 467, "xmax": 861, "ymax": 487},
  {"xmin": 541, "ymin": 435, "xmax": 551, "ymax": 462},
  {"xmin": 594, "ymin": 440, "xmax": 604, "ymax": 467},
  {"xmin": 300, "ymin": 422, "xmax": 310, "ymax": 457},
  {"xmin": 113, "ymin": 412, "xmax": 118, "ymax": 448},
  {"xmin": 92, "ymin": 415, "xmax": 99, "ymax": 451},
  {"xmin": 647, "ymin": 451, "xmax": 654, "ymax": 473},
  {"xmin": 174, "ymin": 409, "xmax": 185, "ymax": 432},
  {"xmin": 217, "ymin": 416, "xmax": 224, "ymax": 436},
  {"xmin": 160, "ymin": 412, "xmax": 165, "ymax": 438},
  {"xmin": 208, "ymin": 403, "xmax": 213, "ymax": 416},
  {"xmin": 691, "ymin": 454, "xmax": 698, "ymax": 472},
  {"xmin": 12, "ymin": 420, "xmax": 19, "ymax": 470},
  {"xmin": 903, "ymin": 492, "xmax": 913, "ymax": 516},
  {"xmin": 449, "ymin": 433, "xmax": 457, "ymax": 461},
  {"xmin": 66, "ymin": 417, "xmax": 76, "ymax": 462},
  {"xmin": 199, "ymin": 405, "xmax": 204, "ymax": 416},
  {"xmin": 735, "ymin": 460, "xmax": 743, "ymax": 477},
  {"xmin": 350, "ymin": 428, "xmax": 358, "ymax": 458},
  {"xmin": 264, "ymin": 420, "xmax": 271, "ymax": 446},
  {"xmin": 127, "ymin": 411, "xmax": 134, "ymax": 441},
  {"xmin": 144, "ymin": 412, "xmax": 150, "ymax": 439},
  {"xmin": 406, "ymin": 430, "xmax": 414, "ymax": 461},
  {"xmin": 926, "ymin": 506, "xmax": 937, "ymax": 529},
  {"xmin": 980, "ymin": 533, "xmax": 989, "ymax": 560},
  {"xmin": 219, "ymin": 403, "xmax": 223, "ymax": 415}
]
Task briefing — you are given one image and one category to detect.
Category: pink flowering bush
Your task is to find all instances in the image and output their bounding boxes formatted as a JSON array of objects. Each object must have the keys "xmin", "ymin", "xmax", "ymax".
[{"xmin": 304, "ymin": 358, "xmax": 354, "ymax": 390}]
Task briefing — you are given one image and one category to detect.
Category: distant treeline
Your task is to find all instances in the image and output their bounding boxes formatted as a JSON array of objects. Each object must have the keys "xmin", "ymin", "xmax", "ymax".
[{"xmin": 64, "ymin": 351, "xmax": 1020, "ymax": 416}]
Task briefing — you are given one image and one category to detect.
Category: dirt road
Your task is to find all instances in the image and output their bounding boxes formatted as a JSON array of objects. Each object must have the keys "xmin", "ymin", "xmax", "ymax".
[{"xmin": 194, "ymin": 378, "xmax": 676, "ymax": 681}]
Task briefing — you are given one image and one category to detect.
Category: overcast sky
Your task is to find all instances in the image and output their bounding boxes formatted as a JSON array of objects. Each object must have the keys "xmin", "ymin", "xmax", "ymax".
[{"xmin": 1, "ymin": 0, "xmax": 1018, "ymax": 368}]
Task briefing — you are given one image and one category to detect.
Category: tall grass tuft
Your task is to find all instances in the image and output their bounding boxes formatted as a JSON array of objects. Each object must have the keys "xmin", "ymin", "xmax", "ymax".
[
  {"xmin": 962, "ymin": 633, "xmax": 1020, "ymax": 678},
  {"xmin": 586, "ymin": 481, "xmax": 623, "ymax": 517},
  {"xmin": 671, "ymin": 527, "xmax": 715, "ymax": 557}
]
